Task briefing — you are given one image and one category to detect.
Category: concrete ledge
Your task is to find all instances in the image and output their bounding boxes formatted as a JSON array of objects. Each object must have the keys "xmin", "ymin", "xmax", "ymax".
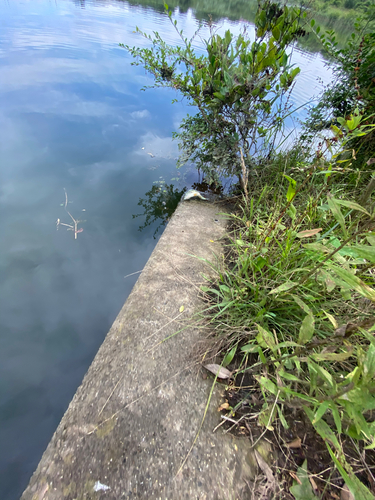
[{"xmin": 22, "ymin": 201, "xmax": 256, "ymax": 500}]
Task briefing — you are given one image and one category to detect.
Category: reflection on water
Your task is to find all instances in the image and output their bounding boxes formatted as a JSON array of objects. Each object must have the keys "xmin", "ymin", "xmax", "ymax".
[
  {"xmin": 0, "ymin": 1, "xmax": 333, "ymax": 499},
  {"xmin": 133, "ymin": 182, "xmax": 187, "ymax": 237}
]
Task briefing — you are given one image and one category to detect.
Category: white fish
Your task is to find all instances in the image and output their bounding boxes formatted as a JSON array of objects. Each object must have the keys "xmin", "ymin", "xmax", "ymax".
[{"xmin": 182, "ymin": 189, "xmax": 208, "ymax": 201}]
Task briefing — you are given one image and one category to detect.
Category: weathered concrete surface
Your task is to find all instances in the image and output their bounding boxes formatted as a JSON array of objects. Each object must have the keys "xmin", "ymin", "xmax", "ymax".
[{"xmin": 21, "ymin": 200, "xmax": 257, "ymax": 500}]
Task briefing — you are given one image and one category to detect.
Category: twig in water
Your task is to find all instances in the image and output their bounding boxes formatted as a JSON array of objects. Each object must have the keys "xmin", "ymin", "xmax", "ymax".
[{"xmin": 56, "ymin": 188, "xmax": 84, "ymax": 239}]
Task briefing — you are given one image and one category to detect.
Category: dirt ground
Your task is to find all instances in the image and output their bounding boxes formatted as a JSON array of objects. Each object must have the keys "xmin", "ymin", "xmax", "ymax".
[{"xmin": 216, "ymin": 370, "xmax": 375, "ymax": 499}]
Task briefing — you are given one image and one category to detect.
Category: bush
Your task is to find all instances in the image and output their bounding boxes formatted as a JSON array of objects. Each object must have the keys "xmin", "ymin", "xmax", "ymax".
[{"xmin": 123, "ymin": 1, "xmax": 309, "ymax": 185}]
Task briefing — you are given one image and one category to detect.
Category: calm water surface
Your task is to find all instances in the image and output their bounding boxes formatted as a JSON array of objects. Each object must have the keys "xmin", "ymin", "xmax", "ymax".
[{"xmin": 0, "ymin": 1, "xmax": 333, "ymax": 498}]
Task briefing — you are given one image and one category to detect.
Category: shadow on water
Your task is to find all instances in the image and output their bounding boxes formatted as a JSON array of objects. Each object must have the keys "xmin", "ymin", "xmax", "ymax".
[
  {"xmin": 133, "ymin": 182, "xmax": 187, "ymax": 238},
  {"xmin": 133, "ymin": 177, "xmax": 227, "ymax": 239}
]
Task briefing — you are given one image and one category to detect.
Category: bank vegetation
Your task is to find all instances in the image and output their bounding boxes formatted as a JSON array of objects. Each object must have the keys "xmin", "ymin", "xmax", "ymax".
[{"xmin": 125, "ymin": 1, "xmax": 375, "ymax": 497}]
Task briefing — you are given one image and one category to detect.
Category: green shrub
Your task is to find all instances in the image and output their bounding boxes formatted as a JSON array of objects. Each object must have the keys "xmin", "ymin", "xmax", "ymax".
[{"xmin": 123, "ymin": 1, "xmax": 309, "ymax": 184}]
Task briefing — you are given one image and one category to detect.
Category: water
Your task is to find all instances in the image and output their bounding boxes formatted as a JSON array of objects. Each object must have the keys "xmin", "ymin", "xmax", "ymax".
[{"xmin": 0, "ymin": 1, "xmax": 333, "ymax": 498}]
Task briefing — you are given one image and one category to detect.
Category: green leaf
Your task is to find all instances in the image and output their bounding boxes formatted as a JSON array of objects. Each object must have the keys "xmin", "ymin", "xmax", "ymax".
[
  {"xmin": 312, "ymin": 401, "xmax": 330, "ymax": 424},
  {"xmin": 350, "ymin": 244, "xmax": 375, "ymax": 263},
  {"xmin": 304, "ymin": 242, "xmax": 330, "ymax": 254},
  {"xmin": 277, "ymin": 404, "xmax": 289, "ymax": 429},
  {"xmin": 326, "ymin": 444, "xmax": 374, "ymax": 500},
  {"xmin": 259, "ymin": 376, "xmax": 278, "ymax": 395},
  {"xmin": 327, "ymin": 264, "xmax": 375, "ymax": 302},
  {"xmin": 342, "ymin": 388, "xmax": 375, "ymax": 411},
  {"xmin": 363, "ymin": 344, "xmax": 375, "ymax": 383},
  {"xmin": 304, "ymin": 407, "xmax": 340, "ymax": 450},
  {"xmin": 258, "ymin": 348, "xmax": 267, "ymax": 364},
  {"xmin": 292, "ymin": 295, "xmax": 312, "ymax": 314},
  {"xmin": 223, "ymin": 71, "xmax": 232, "ymax": 87},
  {"xmin": 223, "ymin": 345, "xmax": 237, "ymax": 367},
  {"xmin": 331, "ymin": 404, "xmax": 342, "ymax": 435},
  {"xmin": 283, "ymin": 174, "xmax": 297, "ymax": 202},
  {"xmin": 364, "ymin": 438, "xmax": 375, "ymax": 450},
  {"xmin": 332, "ymin": 198, "xmax": 370, "ymax": 216},
  {"xmin": 308, "ymin": 360, "xmax": 335, "ymax": 389},
  {"xmin": 327, "ymin": 194, "xmax": 347, "ymax": 237},
  {"xmin": 256, "ymin": 324, "xmax": 276, "ymax": 350},
  {"xmin": 298, "ymin": 312, "xmax": 315, "ymax": 345},
  {"xmin": 323, "ymin": 310, "xmax": 338, "ymax": 329},
  {"xmin": 241, "ymin": 343, "xmax": 259, "ymax": 354},
  {"xmin": 272, "ymin": 25, "xmax": 280, "ymax": 40},
  {"xmin": 253, "ymin": 255, "xmax": 267, "ymax": 271},
  {"xmin": 258, "ymin": 402, "xmax": 276, "ymax": 430},
  {"xmin": 279, "ymin": 370, "xmax": 302, "ymax": 382},
  {"xmin": 287, "ymin": 203, "xmax": 297, "ymax": 221},
  {"xmin": 219, "ymin": 284, "xmax": 231, "ymax": 294},
  {"xmin": 279, "ymin": 386, "xmax": 316, "ymax": 404},
  {"xmin": 311, "ymin": 348, "xmax": 353, "ymax": 362},
  {"xmin": 213, "ymin": 92, "xmax": 225, "ymax": 101},
  {"xmin": 269, "ymin": 281, "xmax": 297, "ymax": 295},
  {"xmin": 290, "ymin": 460, "xmax": 317, "ymax": 500},
  {"xmin": 274, "ymin": 341, "xmax": 300, "ymax": 349}
]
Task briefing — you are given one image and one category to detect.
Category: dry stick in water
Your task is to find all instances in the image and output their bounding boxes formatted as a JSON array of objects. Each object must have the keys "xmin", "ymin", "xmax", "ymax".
[
  {"xmin": 63, "ymin": 188, "xmax": 79, "ymax": 239},
  {"xmin": 56, "ymin": 188, "xmax": 82, "ymax": 239}
]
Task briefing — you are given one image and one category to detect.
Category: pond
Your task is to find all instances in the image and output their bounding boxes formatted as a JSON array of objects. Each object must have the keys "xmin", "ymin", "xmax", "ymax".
[{"xmin": 0, "ymin": 1, "xmax": 333, "ymax": 498}]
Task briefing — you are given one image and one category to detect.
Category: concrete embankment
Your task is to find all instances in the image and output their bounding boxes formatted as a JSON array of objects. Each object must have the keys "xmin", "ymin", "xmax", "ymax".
[{"xmin": 21, "ymin": 200, "xmax": 257, "ymax": 500}]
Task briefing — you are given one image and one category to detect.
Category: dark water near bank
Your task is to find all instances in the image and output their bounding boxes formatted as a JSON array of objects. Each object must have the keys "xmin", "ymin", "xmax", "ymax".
[{"xmin": 0, "ymin": 1, "xmax": 333, "ymax": 498}]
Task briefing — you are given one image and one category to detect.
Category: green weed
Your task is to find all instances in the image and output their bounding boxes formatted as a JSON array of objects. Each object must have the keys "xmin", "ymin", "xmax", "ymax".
[{"xmin": 201, "ymin": 111, "xmax": 375, "ymax": 498}]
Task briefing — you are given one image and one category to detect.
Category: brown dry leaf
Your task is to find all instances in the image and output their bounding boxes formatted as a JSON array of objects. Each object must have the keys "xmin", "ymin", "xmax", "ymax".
[
  {"xmin": 246, "ymin": 221, "xmax": 250, "ymax": 227},
  {"xmin": 341, "ymin": 484, "xmax": 354, "ymax": 500},
  {"xmin": 309, "ymin": 476, "xmax": 318, "ymax": 493},
  {"xmin": 289, "ymin": 471, "xmax": 301, "ymax": 484},
  {"xmin": 204, "ymin": 364, "xmax": 232, "ymax": 379},
  {"xmin": 335, "ymin": 318, "xmax": 375, "ymax": 337},
  {"xmin": 296, "ymin": 228, "xmax": 323, "ymax": 238},
  {"xmin": 218, "ymin": 402, "xmax": 230, "ymax": 411},
  {"xmin": 367, "ymin": 158, "xmax": 375, "ymax": 166},
  {"xmin": 284, "ymin": 437, "xmax": 302, "ymax": 449},
  {"xmin": 335, "ymin": 324, "xmax": 350, "ymax": 336}
]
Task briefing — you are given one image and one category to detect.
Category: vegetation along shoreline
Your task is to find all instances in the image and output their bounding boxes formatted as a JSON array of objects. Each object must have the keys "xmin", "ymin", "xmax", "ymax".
[{"xmin": 125, "ymin": 0, "xmax": 375, "ymax": 497}]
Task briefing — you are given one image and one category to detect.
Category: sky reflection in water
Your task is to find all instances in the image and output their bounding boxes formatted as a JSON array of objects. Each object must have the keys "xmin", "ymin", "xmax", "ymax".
[{"xmin": 0, "ymin": 1, "xmax": 333, "ymax": 498}]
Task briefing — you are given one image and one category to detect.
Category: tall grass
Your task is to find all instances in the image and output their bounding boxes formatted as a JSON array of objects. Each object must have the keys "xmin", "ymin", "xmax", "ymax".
[{"xmin": 201, "ymin": 114, "xmax": 375, "ymax": 497}]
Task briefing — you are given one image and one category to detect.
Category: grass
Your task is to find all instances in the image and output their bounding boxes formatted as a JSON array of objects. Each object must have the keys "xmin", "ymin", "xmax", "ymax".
[{"xmin": 199, "ymin": 127, "xmax": 375, "ymax": 498}]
